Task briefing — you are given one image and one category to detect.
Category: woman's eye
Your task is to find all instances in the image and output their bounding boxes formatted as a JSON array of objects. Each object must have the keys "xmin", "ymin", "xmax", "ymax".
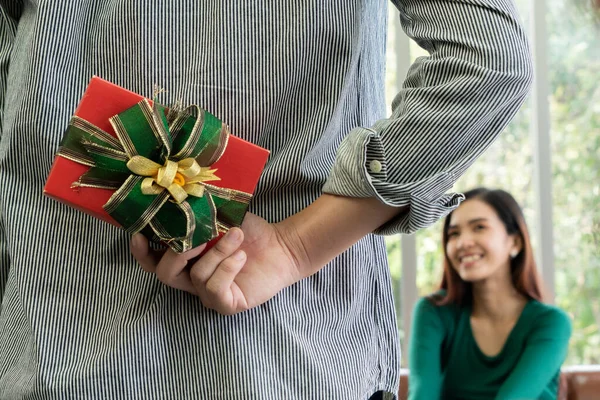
[
  {"xmin": 474, "ymin": 225, "xmax": 486, "ymax": 231},
  {"xmin": 448, "ymin": 231, "xmax": 459, "ymax": 237}
]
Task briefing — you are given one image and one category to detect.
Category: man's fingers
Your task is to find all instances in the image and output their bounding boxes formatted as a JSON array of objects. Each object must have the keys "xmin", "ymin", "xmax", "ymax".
[
  {"xmin": 205, "ymin": 250, "xmax": 247, "ymax": 294},
  {"xmin": 131, "ymin": 234, "xmax": 206, "ymax": 295},
  {"xmin": 130, "ymin": 234, "xmax": 162, "ymax": 273},
  {"xmin": 201, "ymin": 250, "xmax": 247, "ymax": 314},
  {"xmin": 154, "ymin": 244, "xmax": 206, "ymax": 287},
  {"xmin": 190, "ymin": 228, "xmax": 244, "ymax": 285}
]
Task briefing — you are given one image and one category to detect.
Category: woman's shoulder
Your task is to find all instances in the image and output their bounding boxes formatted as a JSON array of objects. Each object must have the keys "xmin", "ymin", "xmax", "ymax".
[{"xmin": 522, "ymin": 300, "xmax": 572, "ymax": 338}]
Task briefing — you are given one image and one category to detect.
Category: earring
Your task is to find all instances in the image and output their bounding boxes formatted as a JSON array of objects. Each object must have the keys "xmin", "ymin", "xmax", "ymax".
[{"xmin": 510, "ymin": 249, "xmax": 519, "ymax": 259}]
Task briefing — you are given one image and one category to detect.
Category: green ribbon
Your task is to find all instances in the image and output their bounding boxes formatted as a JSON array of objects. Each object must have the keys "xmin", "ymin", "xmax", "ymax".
[{"xmin": 57, "ymin": 99, "xmax": 252, "ymax": 253}]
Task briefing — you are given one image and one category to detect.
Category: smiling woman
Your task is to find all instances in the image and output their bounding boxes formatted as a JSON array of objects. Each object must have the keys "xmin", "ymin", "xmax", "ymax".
[
  {"xmin": 436, "ymin": 188, "xmax": 543, "ymax": 307},
  {"xmin": 408, "ymin": 188, "xmax": 572, "ymax": 400}
]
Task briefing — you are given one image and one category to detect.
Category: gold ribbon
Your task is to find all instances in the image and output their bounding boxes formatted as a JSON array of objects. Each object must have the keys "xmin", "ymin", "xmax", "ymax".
[{"xmin": 127, "ymin": 155, "xmax": 220, "ymax": 203}]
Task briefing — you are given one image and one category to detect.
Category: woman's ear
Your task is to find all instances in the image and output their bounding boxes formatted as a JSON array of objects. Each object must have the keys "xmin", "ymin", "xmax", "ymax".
[{"xmin": 510, "ymin": 235, "xmax": 523, "ymax": 259}]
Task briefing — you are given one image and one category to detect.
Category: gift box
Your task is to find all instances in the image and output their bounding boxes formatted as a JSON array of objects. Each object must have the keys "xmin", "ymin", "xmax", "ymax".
[{"xmin": 44, "ymin": 77, "xmax": 269, "ymax": 253}]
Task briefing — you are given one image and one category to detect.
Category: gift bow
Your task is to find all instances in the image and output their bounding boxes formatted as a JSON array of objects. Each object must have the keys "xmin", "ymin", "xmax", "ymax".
[
  {"xmin": 57, "ymin": 99, "xmax": 252, "ymax": 253},
  {"xmin": 127, "ymin": 155, "xmax": 220, "ymax": 203}
]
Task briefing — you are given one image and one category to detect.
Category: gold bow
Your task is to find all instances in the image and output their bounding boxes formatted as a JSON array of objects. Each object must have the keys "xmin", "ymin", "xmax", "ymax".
[{"xmin": 126, "ymin": 155, "xmax": 220, "ymax": 203}]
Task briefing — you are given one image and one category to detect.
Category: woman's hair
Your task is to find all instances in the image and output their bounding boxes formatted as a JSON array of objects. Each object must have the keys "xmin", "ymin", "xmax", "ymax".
[{"xmin": 431, "ymin": 188, "xmax": 545, "ymax": 306}]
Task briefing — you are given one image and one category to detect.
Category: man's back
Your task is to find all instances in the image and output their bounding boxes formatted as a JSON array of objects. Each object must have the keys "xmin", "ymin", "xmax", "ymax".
[{"xmin": 0, "ymin": 2, "xmax": 399, "ymax": 398}]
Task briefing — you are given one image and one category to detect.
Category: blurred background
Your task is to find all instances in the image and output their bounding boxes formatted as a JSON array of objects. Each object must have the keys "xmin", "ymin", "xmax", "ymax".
[{"xmin": 385, "ymin": 0, "xmax": 600, "ymax": 366}]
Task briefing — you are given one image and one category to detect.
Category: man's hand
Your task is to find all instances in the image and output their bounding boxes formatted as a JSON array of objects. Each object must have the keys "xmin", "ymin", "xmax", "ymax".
[
  {"xmin": 131, "ymin": 194, "xmax": 407, "ymax": 315},
  {"xmin": 130, "ymin": 213, "xmax": 307, "ymax": 315}
]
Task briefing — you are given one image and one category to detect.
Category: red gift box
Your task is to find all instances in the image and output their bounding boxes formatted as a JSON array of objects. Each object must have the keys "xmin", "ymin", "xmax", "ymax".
[{"xmin": 44, "ymin": 76, "xmax": 269, "ymax": 250}]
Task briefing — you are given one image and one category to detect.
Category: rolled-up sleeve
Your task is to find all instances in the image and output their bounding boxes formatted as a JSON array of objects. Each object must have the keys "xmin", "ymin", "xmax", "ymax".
[{"xmin": 322, "ymin": 0, "xmax": 533, "ymax": 235}]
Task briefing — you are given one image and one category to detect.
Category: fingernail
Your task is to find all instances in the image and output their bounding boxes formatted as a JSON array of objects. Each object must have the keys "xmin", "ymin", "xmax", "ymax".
[
  {"xmin": 233, "ymin": 250, "xmax": 246, "ymax": 260},
  {"xmin": 226, "ymin": 229, "xmax": 241, "ymax": 243},
  {"xmin": 131, "ymin": 234, "xmax": 143, "ymax": 250}
]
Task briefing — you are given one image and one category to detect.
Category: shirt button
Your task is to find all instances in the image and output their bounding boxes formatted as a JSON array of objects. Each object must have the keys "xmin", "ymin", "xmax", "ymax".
[{"xmin": 369, "ymin": 160, "xmax": 382, "ymax": 173}]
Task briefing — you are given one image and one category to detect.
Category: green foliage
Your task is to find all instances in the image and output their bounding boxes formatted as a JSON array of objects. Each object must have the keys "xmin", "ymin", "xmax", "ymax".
[{"xmin": 547, "ymin": 0, "xmax": 600, "ymax": 365}]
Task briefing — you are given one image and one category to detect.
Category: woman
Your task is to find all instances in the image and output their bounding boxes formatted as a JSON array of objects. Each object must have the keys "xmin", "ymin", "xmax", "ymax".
[{"xmin": 409, "ymin": 188, "xmax": 571, "ymax": 400}]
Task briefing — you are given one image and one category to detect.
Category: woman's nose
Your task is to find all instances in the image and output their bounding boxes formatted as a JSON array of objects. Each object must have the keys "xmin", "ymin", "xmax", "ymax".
[{"xmin": 456, "ymin": 233, "xmax": 474, "ymax": 249}]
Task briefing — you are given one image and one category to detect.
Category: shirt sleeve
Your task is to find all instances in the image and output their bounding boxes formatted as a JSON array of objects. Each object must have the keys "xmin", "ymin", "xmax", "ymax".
[
  {"xmin": 0, "ymin": 214, "xmax": 9, "ymax": 313},
  {"xmin": 408, "ymin": 297, "xmax": 446, "ymax": 400},
  {"xmin": 322, "ymin": 0, "xmax": 533, "ymax": 235},
  {"xmin": 0, "ymin": 1, "xmax": 22, "ymax": 310},
  {"xmin": 494, "ymin": 307, "xmax": 572, "ymax": 400},
  {"xmin": 0, "ymin": 1, "xmax": 22, "ymax": 135}
]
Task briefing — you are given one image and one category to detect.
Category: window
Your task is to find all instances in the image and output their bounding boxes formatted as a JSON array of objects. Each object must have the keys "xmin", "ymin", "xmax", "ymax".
[{"xmin": 548, "ymin": 1, "xmax": 600, "ymax": 365}]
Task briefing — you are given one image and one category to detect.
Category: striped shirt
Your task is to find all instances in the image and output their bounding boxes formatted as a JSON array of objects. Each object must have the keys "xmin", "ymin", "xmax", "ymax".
[{"xmin": 0, "ymin": 1, "xmax": 532, "ymax": 399}]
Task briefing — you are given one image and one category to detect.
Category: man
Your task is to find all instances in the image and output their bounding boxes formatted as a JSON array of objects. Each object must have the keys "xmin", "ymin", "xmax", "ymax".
[{"xmin": 0, "ymin": 1, "xmax": 532, "ymax": 398}]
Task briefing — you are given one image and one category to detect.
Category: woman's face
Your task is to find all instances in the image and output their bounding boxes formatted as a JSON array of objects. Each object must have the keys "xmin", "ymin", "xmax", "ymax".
[{"xmin": 445, "ymin": 199, "xmax": 521, "ymax": 283}]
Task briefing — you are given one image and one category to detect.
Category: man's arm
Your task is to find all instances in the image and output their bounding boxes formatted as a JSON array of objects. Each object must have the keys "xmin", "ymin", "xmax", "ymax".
[
  {"xmin": 131, "ymin": 194, "xmax": 407, "ymax": 314},
  {"xmin": 276, "ymin": 194, "xmax": 407, "ymax": 277},
  {"xmin": 323, "ymin": 0, "xmax": 533, "ymax": 235}
]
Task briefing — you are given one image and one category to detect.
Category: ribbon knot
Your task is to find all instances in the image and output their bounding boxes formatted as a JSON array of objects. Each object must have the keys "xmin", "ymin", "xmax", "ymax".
[{"xmin": 126, "ymin": 155, "xmax": 220, "ymax": 203}]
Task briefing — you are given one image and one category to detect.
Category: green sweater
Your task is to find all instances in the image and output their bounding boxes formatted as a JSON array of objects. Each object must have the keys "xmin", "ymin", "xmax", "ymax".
[{"xmin": 408, "ymin": 296, "xmax": 572, "ymax": 400}]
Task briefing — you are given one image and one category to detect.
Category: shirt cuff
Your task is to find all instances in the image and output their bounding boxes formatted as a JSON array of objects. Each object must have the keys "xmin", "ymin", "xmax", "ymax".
[{"xmin": 322, "ymin": 127, "xmax": 464, "ymax": 235}]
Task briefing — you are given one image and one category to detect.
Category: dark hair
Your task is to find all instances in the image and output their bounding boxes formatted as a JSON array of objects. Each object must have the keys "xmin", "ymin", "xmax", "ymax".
[{"xmin": 431, "ymin": 188, "xmax": 545, "ymax": 306}]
